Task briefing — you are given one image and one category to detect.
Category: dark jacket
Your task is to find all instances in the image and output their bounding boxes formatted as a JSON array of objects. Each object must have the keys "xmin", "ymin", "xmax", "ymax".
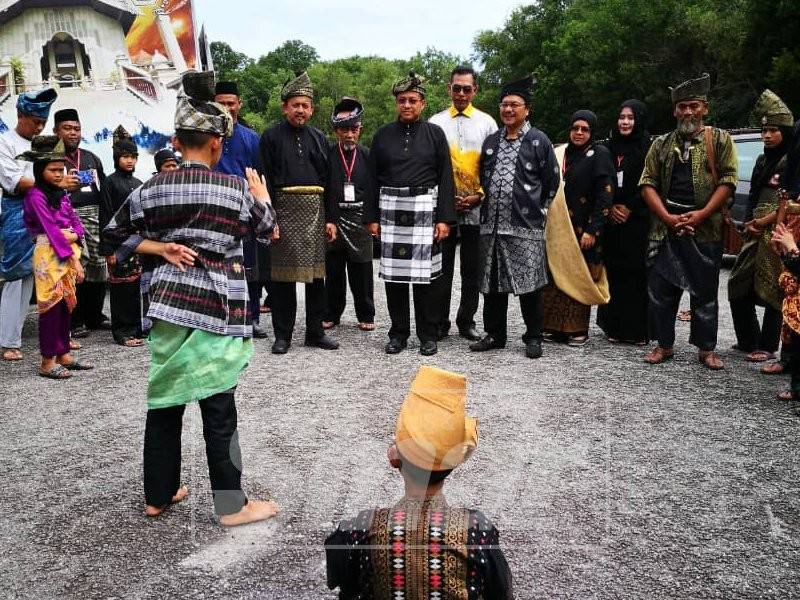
[{"xmin": 479, "ymin": 125, "xmax": 560, "ymax": 231}]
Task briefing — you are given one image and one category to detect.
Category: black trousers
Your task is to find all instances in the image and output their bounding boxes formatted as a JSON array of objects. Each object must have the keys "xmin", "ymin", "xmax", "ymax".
[
  {"xmin": 109, "ymin": 280, "xmax": 141, "ymax": 343},
  {"xmin": 648, "ymin": 268, "xmax": 719, "ymax": 351},
  {"xmin": 270, "ymin": 278, "xmax": 325, "ymax": 342},
  {"xmin": 439, "ymin": 224, "xmax": 481, "ymax": 332},
  {"xmin": 385, "ymin": 279, "xmax": 441, "ymax": 343},
  {"xmin": 324, "ymin": 249, "xmax": 375, "ymax": 324},
  {"xmin": 729, "ymin": 293, "xmax": 782, "ymax": 353},
  {"xmin": 248, "ymin": 281, "xmax": 263, "ymax": 326},
  {"xmin": 72, "ymin": 281, "xmax": 107, "ymax": 329},
  {"xmin": 143, "ymin": 389, "xmax": 246, "ymax": 516},
  {"xmin": 483, "ymin": 289, "xmax": 543, "ymax": 344}
]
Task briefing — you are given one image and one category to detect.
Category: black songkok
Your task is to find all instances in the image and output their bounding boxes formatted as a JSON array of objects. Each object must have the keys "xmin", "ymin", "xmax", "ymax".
[
  {"xmin": 499, "ymin": 75, "xmax": 536, "ymax": 105},
  {"xmin": 331, "ymin": 97, "xmax": 364, "ymax": 128},
  {"xmin": 154, "ymin": 148, "xmax": 178, "ymax": 171},
  {"xmin": 54, "ymin": 108, "xmax": 80, "ymax": 124},
  {"xmin": 215, "ymin": 81, "xmax": 240, "ymax": 97}
]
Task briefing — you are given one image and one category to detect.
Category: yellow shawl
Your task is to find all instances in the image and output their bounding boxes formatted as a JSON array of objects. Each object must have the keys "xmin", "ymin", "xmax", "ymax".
[{"xmin": 545, "ymin": 145, "xmax": 610, "ymax": 306}]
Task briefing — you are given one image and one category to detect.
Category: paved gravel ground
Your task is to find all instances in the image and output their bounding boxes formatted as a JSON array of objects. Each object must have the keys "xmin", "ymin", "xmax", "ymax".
[{"xmin": 1, "ymin": 262, "xmax": 799, "ymax": 599}]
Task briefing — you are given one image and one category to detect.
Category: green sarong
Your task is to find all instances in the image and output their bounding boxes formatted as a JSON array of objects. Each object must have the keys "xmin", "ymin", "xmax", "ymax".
[{"xmin": 147, "ymin": 320, "xmax": 253, "ymax": 410}]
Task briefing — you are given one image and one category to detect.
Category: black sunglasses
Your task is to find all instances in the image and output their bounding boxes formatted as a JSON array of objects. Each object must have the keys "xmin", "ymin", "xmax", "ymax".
[{"xmin": 451, "ymin": 84, "xmax": 474, "ymax": 94}]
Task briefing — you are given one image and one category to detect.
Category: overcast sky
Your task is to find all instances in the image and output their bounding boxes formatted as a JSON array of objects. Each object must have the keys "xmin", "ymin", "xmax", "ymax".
[{"xmin": 194, "ymin": 0, "xmax": 525, "ymax": 62}]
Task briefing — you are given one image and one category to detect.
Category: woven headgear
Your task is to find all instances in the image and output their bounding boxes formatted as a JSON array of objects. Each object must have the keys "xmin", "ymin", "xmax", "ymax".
[
  {"xmin": 174, "ymin": 71, "xmax": 234, "ymax": 138},
  {"xmin": 754, "ymin": 89, "xmax": 794, "ymax": 128},
  {"xmin": 16, "ymin": 135, "xmax": 66, "ymax": 163},
  {"xmin": 331, "ymin": 97, "xmax": 364, "ymax": 128},
  {"xmin": 16, "ymin": 88, "xmax": 58, "ymax": 119},
  {"xmin": 670, "ymin": 73, "xmax": 711, "ymax": 105},
  {"xmin": 113, "ymin": 125, "xmax": 138, "ymax": 157},
  {"xmin": 281, "ymin": 71, "xmax": 314, "ymax": 102},
  {"xmin": 392, "ymin": 71, "xmax": 427, "ymax": 97},
  {"xmin": 395, "ymin": 366, "xmax": 478, "ymax": 472},
  {"xmin": 500, "ymin": 75, "xmax": 536, "ymax": 104}
]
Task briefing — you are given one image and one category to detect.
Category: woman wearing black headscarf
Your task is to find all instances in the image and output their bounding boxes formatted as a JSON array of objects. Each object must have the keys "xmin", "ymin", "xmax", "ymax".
[
  {"xmin": 541, "ymin": 110, "xmax": 615, "ymax": 345},
  {"xmin": 597, "ymin": 100, "xmax": 652, "ymax": 344},
  {"xmin": 728, "ymin": 90, "xmax": 795, "ymax": 364}
]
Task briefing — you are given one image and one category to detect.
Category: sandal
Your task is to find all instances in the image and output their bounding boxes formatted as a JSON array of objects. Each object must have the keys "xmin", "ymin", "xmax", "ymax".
[
  {"xmin": 677, "ymin": 310, "xmax": 692, "ymax": 322},
  {"xmin": 70, "ymin": 325, "xmax": 90, "ymax": 339},
  {"xmin": 69, "ymin": 340, "xmax": 82, "ymax": 351},
  {"xmin": 607, "ymin": 337, "xmax": 620, "ymax": 344},
  {"xmin": 2, "ymin": 348, "xmax": 23, "ymax": 361},
  {"xmin": 260, "ymin": 304, "xmax": 271, "ymax": 314},
  {"xmin": 119, "ymin": 337, "xmax": 144, "ymax": 347},
  {"xmin": 746, "ymin": 351, "xmax": 776, "ymax": 363},
  {"xmin": 567, "ymin": 335, "xmax": 589, "ymax": 347},
  {"xmin": 699, "ymin": 350, "xmax": 725, "ymax": 371},
  {"xmin": 60, "ymin": 360, "xmax": 94, "ymax": 371},
  {"xmin": 644, "ymin": 346, "xmax": 675, "ymax": 364},
  {"xmin": 321, "ymin": 321, "xmax": 337, "ymax": 330},
  {"xmin": 39, "ymin": 364, "xmax": 72, "ymax": 379},
  {"xmin": 762, "ymin": 362, "xmax": 785, "ymax": 375},
  {"xmin": 776, "ymin": 390, "xmax": 797, "ymax": 401},
  {"xmin": 358, "ymin": 322, "xmax": 376, "ymax": 331}
]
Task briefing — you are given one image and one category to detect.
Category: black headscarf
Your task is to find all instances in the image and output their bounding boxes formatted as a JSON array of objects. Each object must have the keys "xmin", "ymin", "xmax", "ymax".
[
  {"xmin": 750, "ymin": 125, "xmax": 795, "ymax": 207},
  {"xmin": 607, "ymin": 99, "xmax": 651, "ymax": 204},
  {"xmin": 566, "ymin": 109, "xmax": 598, "ymax": 168},
  {"xmin": 33, "ymin": 159, "xmax": 68, "ymax": 210}
]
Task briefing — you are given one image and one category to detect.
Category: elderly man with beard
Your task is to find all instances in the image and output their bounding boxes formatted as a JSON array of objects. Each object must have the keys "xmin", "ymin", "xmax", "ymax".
[
  {"xmin": 640, "ymin": 74, "xmax": 738, "ymax": 370},
  {"xmin": 365, "ymin": 72, "xmax": 457, "ymax": 356},
  {"xmin": 53, "ymin": 108, "xmax": 109, "ymax": 337},
  {"xmin": 259, "ymin": 72, "xmax": 339, "ymax": 354},
  {"xmin": 321, "ymin": 98, "xmax": 376, "ymax": 331}
]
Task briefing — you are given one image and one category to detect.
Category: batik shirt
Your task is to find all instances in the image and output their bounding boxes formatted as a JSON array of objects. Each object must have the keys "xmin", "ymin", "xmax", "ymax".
[
  {"xmin": 429, "ymin": 105, "xmax": 498, "ymax": 226},
  {"xmin": 639, "ymin": 127, "xmax": 738, "ymax": 243},
  {"xmin": 325, "ymin": 495, "xmax": 513, "ymax": 600},
  {"xmin": 104, "ymin": 162, "xmax": 275, "ymax": 337},
  {"xmin": 480, "ymin": 122, "xmax": 549, "ymax": 295}
]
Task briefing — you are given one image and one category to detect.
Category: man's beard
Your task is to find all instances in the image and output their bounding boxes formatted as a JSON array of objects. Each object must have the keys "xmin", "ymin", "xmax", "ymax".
[
  {"xmin": 342, "ymin": 142, "xmax": 356, "ymax": 150},
  {"xmin": 677, "ymin": 115, "xmax": 700, "ymax": 137}
]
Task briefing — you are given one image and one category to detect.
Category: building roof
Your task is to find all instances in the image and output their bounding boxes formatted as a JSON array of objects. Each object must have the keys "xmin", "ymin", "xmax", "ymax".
[{"xmin": 0, "ymin": 0, "xmax": 137, "ymax": 34}]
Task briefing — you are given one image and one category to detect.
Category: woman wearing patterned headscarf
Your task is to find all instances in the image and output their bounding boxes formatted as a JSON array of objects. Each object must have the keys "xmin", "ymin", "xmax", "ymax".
[
  {"xmin": 597, "ymin": 100, "xmax": 652, "ymax": 345},
  {"xmin": 542, "ymin": 110, "xmax": 615, "ymax": 346}
]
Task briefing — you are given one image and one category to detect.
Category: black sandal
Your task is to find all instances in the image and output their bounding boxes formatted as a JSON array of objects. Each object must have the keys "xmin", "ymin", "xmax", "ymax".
[{"xmin": 39, "ymin": 364, "xmax": 72, "ymax": 379}]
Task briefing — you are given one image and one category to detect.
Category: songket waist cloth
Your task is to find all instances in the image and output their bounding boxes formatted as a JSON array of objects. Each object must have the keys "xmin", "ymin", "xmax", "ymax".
[
  {"xmin": 271, "ymin": 186, "xmax": 326, "ymax": 283},
  {"xmin": 33, "ymin": 235, "xmax": 81, "ymax": 314},
  {"xmin": 378, "ymin": 186, "xmax": 442, "ymax": 284},
  {"xmin": 0, "ymin": 197, "xmax": 34, "ymax": 281}
]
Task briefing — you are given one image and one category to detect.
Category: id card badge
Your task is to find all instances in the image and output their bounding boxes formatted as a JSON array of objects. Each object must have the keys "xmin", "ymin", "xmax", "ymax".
[
  {"xmin": 343, "ymin": 183, "xmax": 356, "ymax": 203},
  {"xmin": 617, "ymin": 170, "xmax": 624, "ymax": 188}
]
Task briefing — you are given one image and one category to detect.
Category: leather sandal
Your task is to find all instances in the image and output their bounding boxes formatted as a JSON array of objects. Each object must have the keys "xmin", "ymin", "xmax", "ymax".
[
  {"xmin": 644, "ymin": 346, "xmax": 674, "ymax": 364},
  {"xmin": 746, "ymin": 350, "xmax": 775, "ymax": 363},
  {"xmin": 762, "ymin": 362, "xmax": 785, "ymax": 375},
  {"xmin": 699, "ymin": 350, "xmax": 724, "ymax": 371},
  {"xmin": 776, "ymin": 390, "xmax": 797, "ymax": 401}
]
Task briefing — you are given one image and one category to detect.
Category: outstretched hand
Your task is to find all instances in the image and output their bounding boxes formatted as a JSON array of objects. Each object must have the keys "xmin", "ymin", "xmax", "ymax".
[
  {"xmin": 326, "ymin": 223, "xmax": 337, "ymax": 242},
  {"xmin": 246, "ymin": 168, "xmax": 271, "ymax": 204},
  {"xmin": 161, "ymin": 242, "xmax": 198, "ymax": 272},
  {"xmin": 434, "ymin": 223, "xmax": 450, "ymax": 242}
]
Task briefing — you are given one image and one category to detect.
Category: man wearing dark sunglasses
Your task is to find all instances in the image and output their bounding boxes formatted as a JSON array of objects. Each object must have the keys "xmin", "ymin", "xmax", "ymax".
[{"xmin": 430, "ymin": 66, "xmax": 498, "ymax": 342}]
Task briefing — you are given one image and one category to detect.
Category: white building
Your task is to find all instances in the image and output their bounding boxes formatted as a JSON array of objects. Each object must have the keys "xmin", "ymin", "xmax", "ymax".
[{"xmin": 0, "ymin": 0, "xmax": 137, "ymax": 90}]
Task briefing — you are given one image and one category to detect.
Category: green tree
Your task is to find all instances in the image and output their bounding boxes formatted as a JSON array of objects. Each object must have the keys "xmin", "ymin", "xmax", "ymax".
[
  {"xmin": 210, "ymin": 41, "xmax": 252, "ymax": 80},
  {"xmin": 258, "ymin": 40, "xmax": 320, "ymax": 74}
]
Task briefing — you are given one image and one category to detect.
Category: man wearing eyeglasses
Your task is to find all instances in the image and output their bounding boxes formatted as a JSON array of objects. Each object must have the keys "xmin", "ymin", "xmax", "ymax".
[
  {"xmin": 365, "ymin": 72, "xmax": 457, "ymax": 356},
  {"xmin": 470, "ymin": 75, "xmax": 560, "ymax": 360},
  {"xmin": 429, "ymin": 65, "xmax": 498, "ymax": 343},
  {"xmin": 639, "ymin": 73, "xmax": 738, "ymax": 371}
]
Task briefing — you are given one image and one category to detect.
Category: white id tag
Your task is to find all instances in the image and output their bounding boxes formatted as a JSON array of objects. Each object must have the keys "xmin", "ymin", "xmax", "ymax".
[
  {"xmin": 344, "ymin": 183, "xmax": 356, "ymax": 203},
  {"xmin": 617, "ymin": 171, "xmax": 624, "ymax": 188}
]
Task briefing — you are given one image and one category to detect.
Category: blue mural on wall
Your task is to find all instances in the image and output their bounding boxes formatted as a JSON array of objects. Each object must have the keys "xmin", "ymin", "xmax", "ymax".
[{"xmin": 92, "ymin": 123, "xmax": 172, "ymax": 154}]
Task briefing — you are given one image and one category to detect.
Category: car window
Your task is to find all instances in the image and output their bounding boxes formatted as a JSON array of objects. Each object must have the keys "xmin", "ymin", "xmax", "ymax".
[{"xmin": 735, "ymin": 139, "xmax": 762, "ymax": 182}]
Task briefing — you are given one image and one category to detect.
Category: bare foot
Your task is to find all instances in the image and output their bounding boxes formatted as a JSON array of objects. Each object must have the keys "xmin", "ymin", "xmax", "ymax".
[
  {"xmin": 145, "ymin": 486, "xmax": 189, "ymax": 517},
  {"xmin": 219, "ymin": 499, "xmax": 280, "ymax": 527}
]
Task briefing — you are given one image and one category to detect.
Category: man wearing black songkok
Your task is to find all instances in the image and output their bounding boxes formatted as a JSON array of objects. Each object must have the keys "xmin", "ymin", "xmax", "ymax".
[{"xmin": 53, "ymin": 108, "xmax": 109, "ymax": 337}]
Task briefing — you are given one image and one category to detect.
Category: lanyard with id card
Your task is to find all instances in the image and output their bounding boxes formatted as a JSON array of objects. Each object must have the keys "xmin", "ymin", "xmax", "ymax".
[
  {"xmin": 339, "ymin": 143, "xmax": 357, "ymax": 202},
  {"xmin": 616, "ymin": 155, "xmax": 624, "ymax": 188}
]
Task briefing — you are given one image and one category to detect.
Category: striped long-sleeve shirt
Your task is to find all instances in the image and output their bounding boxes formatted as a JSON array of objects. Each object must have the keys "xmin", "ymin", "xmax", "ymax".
[{"xmin": 104, "ymin": 162, "xmax": 275, "ymax": 337}]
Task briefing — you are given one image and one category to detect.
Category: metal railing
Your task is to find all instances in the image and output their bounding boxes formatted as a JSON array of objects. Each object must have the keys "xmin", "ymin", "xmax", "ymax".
[
  {"xmin": 120, "ymin": 63, "xmax": 161, "ymax": 105},
  {"xmin": 0, "ymin": 68, "xmax": 10, "ymax": 105}
]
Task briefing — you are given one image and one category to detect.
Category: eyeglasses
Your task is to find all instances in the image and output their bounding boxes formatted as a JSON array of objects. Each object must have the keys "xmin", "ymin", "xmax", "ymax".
[
  {"xmin": 397, "ymin": 97, "xmax": 421, "ymax": 106},
  {"xmin": 450, "ymin": 84, "xmax": 474, "ymax": 94},
  {"xmin": 570, "ymin": 125, "xmax": 591, "ymax": 133},
  {"xmin": 499, "ymin": 102, "xmax": 525, "ymax": 110}
]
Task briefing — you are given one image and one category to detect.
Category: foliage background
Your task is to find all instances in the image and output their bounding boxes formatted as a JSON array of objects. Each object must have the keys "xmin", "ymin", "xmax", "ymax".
[{"xmin": 211, "ymin": 0, "xmax": 800, "ymax": 144}]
